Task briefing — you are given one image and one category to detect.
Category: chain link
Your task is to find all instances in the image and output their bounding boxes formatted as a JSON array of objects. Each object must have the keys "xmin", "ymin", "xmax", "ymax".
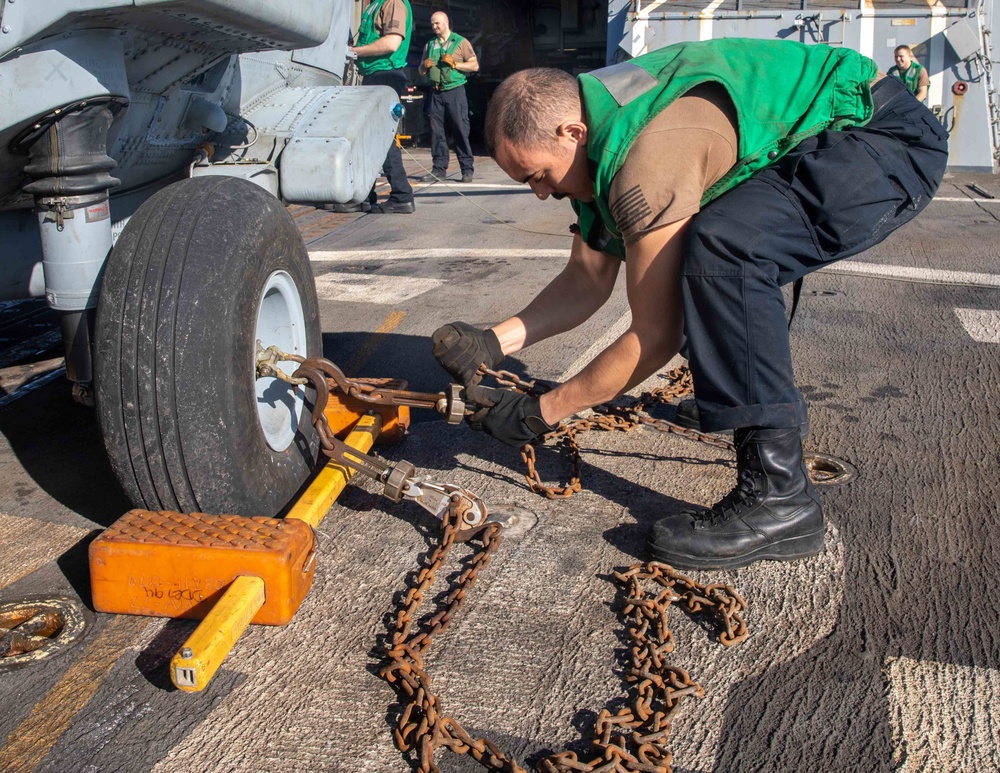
[
  {"xmin": 266, "ymin": 352, "xmax": 751, "ymax": 771},
  {"xmin": 478, "ymin": 366, "xmax": 735, "ymax": 499},
  {"xmin": 380, "ymin": 509, "xmax": 748, "ymax": 773}
]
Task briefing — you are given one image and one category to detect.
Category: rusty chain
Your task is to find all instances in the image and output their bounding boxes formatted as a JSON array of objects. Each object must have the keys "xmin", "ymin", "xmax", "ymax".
[
  {"xmin": 480, "ymin": 366, "xmax": 734, "ymax": 499},
  {"xmin": 261, "ymin": 349, "xmax": 751, "ymax": 771},
  {"xmin": 380, "ymin": 507, "xmax": 748, "ymax": 773},
  {"xmin": 483, "ymin": 364, "xmax": 838, "ymax": 494},
  {"xmin": 376, "ymin": 365, "xmax": 752, "ymax": 771},
  {"xmin": 257, "ymin": 342, "xmax": 457, "ymax": 414}
]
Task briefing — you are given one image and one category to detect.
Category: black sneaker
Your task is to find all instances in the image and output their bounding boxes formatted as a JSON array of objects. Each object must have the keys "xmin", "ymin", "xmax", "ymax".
[
  {"xmin": 418, "ymin": 170, "xmax": 446, "ymax": 182},
  {"xmin": 460, "ymin": 172, "xmax": 474, "ymax": 183},
  {"xmin": 646, "ymin": 427, "xmax": 824, "ymax": 570}
]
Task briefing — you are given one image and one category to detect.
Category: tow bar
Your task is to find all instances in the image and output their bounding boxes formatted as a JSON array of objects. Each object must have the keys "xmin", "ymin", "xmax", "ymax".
[{"xmin": 88, "ymin": 347, "xmax": 486, "ymax": 693}]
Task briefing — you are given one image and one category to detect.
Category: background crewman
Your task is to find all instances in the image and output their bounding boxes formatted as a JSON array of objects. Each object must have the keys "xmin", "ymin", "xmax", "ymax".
[
  {"xmin": 418, "ymin": 12, "xmax": 479, "ymax": 183},
  {"xmin": 350, "ymin": 0, "xmax": 416, "ymax": 213}
]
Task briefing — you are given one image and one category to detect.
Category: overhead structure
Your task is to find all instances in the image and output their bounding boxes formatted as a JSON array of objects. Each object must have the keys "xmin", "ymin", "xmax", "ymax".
[{"xmin": 614, "ymin": 0, "xmax": 1000, "ymax": 172}]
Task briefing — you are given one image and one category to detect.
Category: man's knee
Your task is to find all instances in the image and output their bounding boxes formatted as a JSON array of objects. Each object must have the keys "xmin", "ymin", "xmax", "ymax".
[{"xmin": 681, "ymin": 209, "xmax": 761, "ymax": 278}]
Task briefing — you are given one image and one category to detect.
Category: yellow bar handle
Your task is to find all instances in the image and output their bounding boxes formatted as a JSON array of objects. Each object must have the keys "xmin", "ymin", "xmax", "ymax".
[
  {"xmin": 286, "ymin": 413, "xmax": 382, "ymax": 529},
  {"xmin": 171, "ymin": 414, "xmax": 383, "ymax": 693},
  {"xmin": 170, "ymin": 575, "xmax": 265, "ymax": 693}
]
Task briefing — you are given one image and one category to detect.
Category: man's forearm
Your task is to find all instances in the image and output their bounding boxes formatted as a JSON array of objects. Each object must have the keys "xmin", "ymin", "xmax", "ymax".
[
  {"xmin": 535, "ymin": 216, "xmax": 689, "ymax": 424},
  {"xmin": 491, "ymin": 249, "xmax": 619, "ymax": 356},
  {"xmin": 538, "ymin": 326, "xmax": 679, "ymax": 423},
  {"xmin": 352, "ymin": 35, "xmax": 401, "ymax": 58}
]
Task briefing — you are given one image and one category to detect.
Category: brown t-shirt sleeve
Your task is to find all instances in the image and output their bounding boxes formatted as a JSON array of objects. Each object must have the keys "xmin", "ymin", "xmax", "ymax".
[
  {"xmin": 453, "ymin": 38, "xmax": 477, "ymax": 64},
  {"xmin": 608, "ymin": 84, "xmax": 739, "ymax": 245},
  {"xmin": 376, "ymin": 0, "xmax": 409, "ymax": 37}
]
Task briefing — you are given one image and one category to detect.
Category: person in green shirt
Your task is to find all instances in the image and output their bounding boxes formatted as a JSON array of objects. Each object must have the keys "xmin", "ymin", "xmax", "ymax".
[
  {"xmin": 348, "ymin": 0, "xmax": 415, "ymax": 214},
  {"xmin": 431, "ymin": 39, "xmax": 948, "ymax": 571},
  {"xmin": 889, "ymin": 44, "xmax": 929, "ymax": 102},
  {"xmin": 418, "ymin": 11, "xmax": 479, "ymax": 182}
]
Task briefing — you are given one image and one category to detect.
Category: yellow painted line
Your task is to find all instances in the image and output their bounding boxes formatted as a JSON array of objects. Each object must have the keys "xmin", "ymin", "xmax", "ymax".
[
  {"xmin": 286, "ymin": 414, "xmax": 382, "ymax": 529},
  {"xmin": 342, "ymin": 310, "xmax": 406, "ymax": 376},
  {"xmin": 0, "ymin": 514, "xmax": 89, "ymax": 591},
  {"xmin": 0, "ymin": 614, "xmax": 148, "ymax": 771},
  {"xmin": 170, "ymin": 575, "xmax": 265, "ymax": 693}
]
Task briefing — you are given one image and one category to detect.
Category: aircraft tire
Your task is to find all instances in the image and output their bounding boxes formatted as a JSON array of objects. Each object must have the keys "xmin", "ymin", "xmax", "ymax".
[{"xmin": 94, "ymin": 176, "xmax": 322, "ymax": 517}]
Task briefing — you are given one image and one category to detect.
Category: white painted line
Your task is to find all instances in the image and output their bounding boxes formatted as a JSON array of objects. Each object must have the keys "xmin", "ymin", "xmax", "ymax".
[
  {"xmin": 929, "ymin": 2, "xmax": 948, "ymax": 110},
  {"xmin": 311, "ymin": 251, "xmax": 1000, "ymax": 292},
  {"xmin": 310, "ymin": 248, "xmax": 570, "ymax": 263},
  {"xmin": 409, "ymin": 181, "xmax": 994, "ymax": 198},
  {"xmin": 932, "ymin": 196, "xmax": 999, "ymax": 203},
  {"xmin": 955, "ymin": 308, "xmax": 1000, "ymax": 343},
  {"xmin": 859, "ymin": 0, "xmax": 875, "ymax": 60},
  {"xmin": 820, "ymin": 261, "xmax": 1000, "ymax": 288},
  {"xmin": 313, "ymin": 272, "xmax": 443, "ymax": 304},
  {"xmin": 699, "ymin": 0, "xmax": 726, "ymax": 41},
  {"xmin": 637, "ymin": 0, "xmax": 670, "ymax": 16},
  {"xmin": 559, "ymin": 312, "xmax": 632, "ymax": 382},
  {"xmin": 556, "ymin": 310, "xmax": 687, "ymax": 393},
  {"xmin": 415, "ymin": 182, "xmax": 532, "ymax": 191}
]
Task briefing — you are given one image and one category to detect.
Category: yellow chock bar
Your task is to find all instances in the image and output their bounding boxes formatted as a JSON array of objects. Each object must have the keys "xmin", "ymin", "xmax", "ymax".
[
  {"xmin": 286, "ymin": 412, "xmax": 383, "ymax": 529},
  {"xmin": 170, "ymin": 575, "xmax": 265, "ymax": 692},
  {"xmin": 165, "ymin": 412, "xmax": 384, "ymax": 692}
]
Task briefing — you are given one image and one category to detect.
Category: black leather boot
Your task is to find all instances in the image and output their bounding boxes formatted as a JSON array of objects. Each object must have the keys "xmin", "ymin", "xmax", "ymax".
[{"xmin": 646, "ymin": 427, "xmax": 824, "ymax": 569}]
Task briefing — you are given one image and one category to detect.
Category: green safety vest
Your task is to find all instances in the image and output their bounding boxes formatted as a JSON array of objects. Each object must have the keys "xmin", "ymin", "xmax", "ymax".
[
  {"xmin": 425, "ymin": 34, "xmax": 468, "ymax": 90},
  {"xmin": 889, "ymin": 61, "xmax": 925, "ymax": 97},
  {"xmin": 572, "ymin": 39, "xmax": 878, "ymax": 260},
  {"xmin": 356, "ymin": 0, "xmax": 412, "ymax": 76}
]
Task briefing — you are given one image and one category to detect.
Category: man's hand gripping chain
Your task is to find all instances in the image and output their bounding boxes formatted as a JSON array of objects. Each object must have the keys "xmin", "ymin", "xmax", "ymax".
[{"xmin": 256, "ymin": 345, "xmax": 487, "ymax": 538}]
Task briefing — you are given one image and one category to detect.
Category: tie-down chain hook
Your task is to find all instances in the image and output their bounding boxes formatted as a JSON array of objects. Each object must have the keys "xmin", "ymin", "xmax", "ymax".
[{"xmin": 256, "ymin": 353, "xmax": 487, "ymax": 538}]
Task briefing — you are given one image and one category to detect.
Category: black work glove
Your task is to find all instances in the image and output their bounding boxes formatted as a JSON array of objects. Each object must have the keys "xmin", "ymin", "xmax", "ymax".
[
  {"xmin": 464, "ymin": 385, "xmax": 557, "ymax": 447},
  {"xmin": 431, "ymin": 321, "xmax": 504, "ymax": 385}
]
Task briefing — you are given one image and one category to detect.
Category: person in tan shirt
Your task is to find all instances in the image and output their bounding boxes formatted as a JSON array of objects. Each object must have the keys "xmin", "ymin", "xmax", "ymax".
[
  {"xmin": 888, "ymin": 44, "xmax": 930, "ymax": 102},
  {"xmin": 348, "ymin": 0, "xmax": 415, "ymax": 213},
  {"xmin": 431, "ymin": 41, "xmax": 948, "ymax": 571},
  {"xmin": 418, "ymin": 12, "xmax": 479, "ymax": 182}
]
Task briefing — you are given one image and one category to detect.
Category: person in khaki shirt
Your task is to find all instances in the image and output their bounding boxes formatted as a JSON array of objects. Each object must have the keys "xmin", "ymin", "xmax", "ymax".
[
  {"xmin": 431, "ymin": 40, "xmax": 947, "ymax": 572},
  {"xmin": 418, "ymin": 12, "xmax": 479, "ymax": 182},
  {"xmin": 348, "ymin": 0, "xmax": 415, "ymax": 213}
]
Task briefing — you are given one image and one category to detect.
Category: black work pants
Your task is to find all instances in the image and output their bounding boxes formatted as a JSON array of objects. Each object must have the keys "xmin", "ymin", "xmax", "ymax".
[
  {"xmin": 682, "ymin": 76, "xmax": 948, "ymax": 432},
  {"xmin": 362, "ymin": 69, "xmax": 414, "ymax": 205},
  {"xmin": 428, "ymin": 85, "xmax": 474, "ymax": 175}
]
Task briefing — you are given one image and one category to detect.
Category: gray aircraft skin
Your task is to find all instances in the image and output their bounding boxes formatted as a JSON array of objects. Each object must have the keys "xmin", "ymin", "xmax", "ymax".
[{"xmin": 0, "ymin": 1, "xmax": 399, "ymax": 517}]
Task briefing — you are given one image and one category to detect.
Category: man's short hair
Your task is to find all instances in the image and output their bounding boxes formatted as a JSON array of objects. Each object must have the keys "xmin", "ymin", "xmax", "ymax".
[
  {"xmin": 894, "ymin": 45, "xmax": 913, "ymax": 55},
  {"xmin": 484, "ymin": 68, "xmax": 580, "ymax": 156}
]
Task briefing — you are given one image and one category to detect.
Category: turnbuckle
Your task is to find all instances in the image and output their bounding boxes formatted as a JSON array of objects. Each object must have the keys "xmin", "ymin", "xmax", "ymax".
[
  {"xmin": 317, "ymin": 435, "xmax": 487, "ymax": 534},
  {"xmin": 255, "ymin": 343, "xmax": 467, "ymax": 424},
  {"xmin": 293, "ymin": 364, "xmax": 487, "ymax": 535},
  {"xmin": 395, "ymin": 470, "xmax": 488, "ymax": 533}
]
